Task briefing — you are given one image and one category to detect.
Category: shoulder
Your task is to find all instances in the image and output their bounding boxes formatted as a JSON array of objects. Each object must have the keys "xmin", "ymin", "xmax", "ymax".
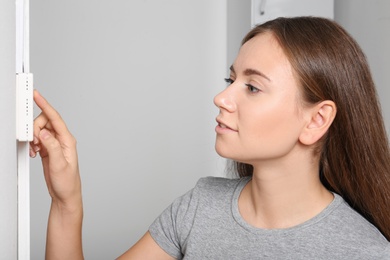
[
  {"xmin": 165, "ymin": 176, "xmax": 246, "ymax": 215},
  {"xmin": 194, "ymin": 176, "xmax": 245, "ymax": 191},
  {"xmin": 322, "ymin": 194, "xmax": 390, "ymax": 257},
  {"xmin": 331, "ymin": 195, "xmax": 385, "ymax": 239},
  {"xmin": 191, "ymin": 176, "xmax": 248, "ymax": 201},
  {"xmin": 167, "ymin": 176, "xmax": 249, "ymax": 222},
  {"xmin": 148, "ymin": 176, "xmax": 248, "ymax": 258}
]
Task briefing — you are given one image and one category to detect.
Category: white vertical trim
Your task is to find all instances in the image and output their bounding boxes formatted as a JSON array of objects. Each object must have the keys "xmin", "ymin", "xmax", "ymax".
[
  {"xmin": 16, "ymin": 0, "xmax": 29, "ymax": 73},
  {"xmin": 16, "ymin": 0, "xmax": 31, "ymax": 259},
  {"xmin": 17, "ymin": 143, "xmax": 30, "ymax": 260},
  {"xmin": 0, "ymin": 0, "xmax": 17, "ymax": 258}
]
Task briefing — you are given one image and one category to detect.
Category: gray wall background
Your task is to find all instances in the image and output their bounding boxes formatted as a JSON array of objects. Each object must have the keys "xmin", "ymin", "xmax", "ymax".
[
  {"xmin": 334, "ymin": 0, "xmax": 390, "ymax": 134},
  {"xmin": 28, "ymin": 0, "xmax": 389, "ymax": 259},
  {"xmin": 30, "ymin": 1, "xmax": 227, "ymax": 259}
]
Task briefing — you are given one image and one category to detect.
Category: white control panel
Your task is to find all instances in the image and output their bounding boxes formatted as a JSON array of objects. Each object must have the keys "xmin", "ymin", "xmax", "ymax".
[{"xmin": 16, "ymin": 73, "xmax": 33, "ymax": 142}]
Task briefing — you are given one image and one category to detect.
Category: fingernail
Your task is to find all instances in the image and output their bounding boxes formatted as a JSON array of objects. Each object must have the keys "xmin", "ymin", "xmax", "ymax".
[
  {"xmin": 34, "ymin": 145, "xmax": 40, "ymax": 152},
  {"xmin": 40, "ymin": 129, "xmax": 50, "ymax": 140},
  {"xmin": 29, "ymin": 149, "xmax": 36, "ymax": 158},
  {"xmin": 33, "ymin": 136, "xmax": 39, "ymax": 145}
]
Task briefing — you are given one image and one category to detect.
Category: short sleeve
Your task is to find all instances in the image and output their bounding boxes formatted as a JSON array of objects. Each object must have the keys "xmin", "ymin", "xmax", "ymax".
[
  {"xmin": 148, "ymin": 177, "xmax": 241, "ymax": 259},
  {"xmin": 149, "ymin": 188, "xmax": 194, "ymax": 259}
]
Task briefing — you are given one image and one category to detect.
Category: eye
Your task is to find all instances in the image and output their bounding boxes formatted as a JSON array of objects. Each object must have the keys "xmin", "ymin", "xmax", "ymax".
[
  {"xmin": 224, "ymin": 78, "xmax": 234, "ymax": 85},
  {"xmin": 245, "ymin": 84, "xmax": 260, "ymax": 93}
]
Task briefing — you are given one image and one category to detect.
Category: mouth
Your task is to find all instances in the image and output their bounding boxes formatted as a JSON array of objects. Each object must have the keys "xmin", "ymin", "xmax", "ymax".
[
  {"xmin": 218, "ymin": 122, "xmax": 230, "ymax": 129},
  {"xmin": 216, "ymin": 119, "xmax": 237, "ymax": 132}
]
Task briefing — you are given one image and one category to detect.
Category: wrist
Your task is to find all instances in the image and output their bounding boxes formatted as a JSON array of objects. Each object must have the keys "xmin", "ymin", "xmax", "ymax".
[
  {"xmin": 46, "ymin": 197, "xmax": 84, "ymax": 260},
  {"xmin": 50, "ymin": 196, "xmax": 83, "ymax": 217}
]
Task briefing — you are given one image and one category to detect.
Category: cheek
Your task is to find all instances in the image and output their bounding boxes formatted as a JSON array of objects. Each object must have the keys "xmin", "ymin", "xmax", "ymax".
[{"xmin": 240, "ymin": 100, "xmax": 303, "ymax": 154}]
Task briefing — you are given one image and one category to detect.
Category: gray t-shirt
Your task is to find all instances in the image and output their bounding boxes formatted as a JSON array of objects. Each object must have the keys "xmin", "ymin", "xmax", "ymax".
[{"xmin": 149, "ymin": 177, "xmax": 390, "ymax": 259}]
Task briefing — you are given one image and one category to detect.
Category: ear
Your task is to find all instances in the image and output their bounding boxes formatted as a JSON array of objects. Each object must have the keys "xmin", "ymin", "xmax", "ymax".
[{"xmin": 299, "ymin": 100, "xmax": 337, "ymax": 146}]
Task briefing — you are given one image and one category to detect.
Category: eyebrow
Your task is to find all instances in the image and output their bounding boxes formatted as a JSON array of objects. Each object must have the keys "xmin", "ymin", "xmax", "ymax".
[{"xmin": 230, "ymin": 65, "xmax": 271, "ymax": 82}]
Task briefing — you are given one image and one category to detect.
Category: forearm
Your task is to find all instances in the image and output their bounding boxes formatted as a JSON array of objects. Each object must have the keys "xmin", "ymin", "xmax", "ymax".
[
  {"xmin": 31, "ymin": 91, "xmax": 84, "ymax": 259},
  {"xmin": 46, "ymin": 200, "xmax": 84, "ymax": 260}
]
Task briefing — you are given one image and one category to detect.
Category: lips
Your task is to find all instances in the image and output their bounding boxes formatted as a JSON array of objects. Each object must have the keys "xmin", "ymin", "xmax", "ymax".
[
  {"xmin": 219, "ymin": 122, "xmax": 232, "ymax": 130},
  {"xmin": 216, "ymin": 118, "xmax": 237, "ymax": 133}
]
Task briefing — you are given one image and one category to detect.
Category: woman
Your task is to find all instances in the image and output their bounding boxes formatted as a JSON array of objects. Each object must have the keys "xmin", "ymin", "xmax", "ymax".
[{"xmin": 31, "ymin": 17, "xmax": 390, "ymax": 259}]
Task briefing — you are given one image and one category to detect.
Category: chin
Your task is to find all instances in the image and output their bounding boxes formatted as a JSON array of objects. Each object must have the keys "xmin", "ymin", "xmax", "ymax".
[
  {"xmin": 215, "ymin": 144, "xmax": 229, "ymax": 158},
  {"xmin": 215, "ymin": 145, "xmax": 242, "ymax": 163}
]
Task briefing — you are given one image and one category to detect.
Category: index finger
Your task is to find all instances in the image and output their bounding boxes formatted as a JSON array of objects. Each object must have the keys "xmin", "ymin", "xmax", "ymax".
[{"xmin": 33, "ymin": 90, "xmax": 71, "ymax": 138}]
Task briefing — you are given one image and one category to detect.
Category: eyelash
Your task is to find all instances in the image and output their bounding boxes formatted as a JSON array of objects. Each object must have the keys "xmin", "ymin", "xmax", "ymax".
[
  {"xmin": 224, "ymin": 78, "xmax": 260, "ymax": 93},
  {"xmin": 224, "ymin": 78, "xmax": 234, "ymax": 84}
]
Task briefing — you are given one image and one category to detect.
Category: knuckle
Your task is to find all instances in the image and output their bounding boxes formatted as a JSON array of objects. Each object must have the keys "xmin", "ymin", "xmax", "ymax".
[{"xmin": 47, "ymin": 138, "xmax": 60, "ymax": 151}]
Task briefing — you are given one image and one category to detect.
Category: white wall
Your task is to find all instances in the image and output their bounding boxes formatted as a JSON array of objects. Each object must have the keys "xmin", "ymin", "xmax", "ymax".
[
  {"xmin": 30, "ymin": 1, "xmax": 227, "ymax": 259},
  {"xmin": 335, "ymin": 0, "xmax": 390, "ymax": 134},
  {"xmin": 0, "ymin": 0, "xmax": 18, "ymax": 258},
  {"xmin": 227, "ymin": 0, "xmax": 251, "ymax": 68}
]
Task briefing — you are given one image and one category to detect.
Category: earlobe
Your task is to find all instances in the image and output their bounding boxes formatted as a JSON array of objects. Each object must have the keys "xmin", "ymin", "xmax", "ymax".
[{"xmin": 299, "ymin": 100, "xmax": 337, "ymax": 145}]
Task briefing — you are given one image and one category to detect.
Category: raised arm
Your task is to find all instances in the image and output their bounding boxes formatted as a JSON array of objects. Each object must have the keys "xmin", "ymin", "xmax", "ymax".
[
  {"xmin": 31, "ymin": 90, "xmax": 175, "ymax": 260},
  {"xmin": 31, "ymin": 90, "xmax": 83, "ymax": 260}
]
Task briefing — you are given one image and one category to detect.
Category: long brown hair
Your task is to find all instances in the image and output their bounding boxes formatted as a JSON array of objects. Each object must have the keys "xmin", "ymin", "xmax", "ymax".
[{"xmin": 231, "ymin": 17, "xmax": 390, "ymax": 240}]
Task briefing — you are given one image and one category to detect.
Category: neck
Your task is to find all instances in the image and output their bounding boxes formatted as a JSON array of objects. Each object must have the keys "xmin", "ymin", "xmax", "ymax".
[{"xmin": 238, "ymin": 156, "xmax": 334, "ymax": 229}]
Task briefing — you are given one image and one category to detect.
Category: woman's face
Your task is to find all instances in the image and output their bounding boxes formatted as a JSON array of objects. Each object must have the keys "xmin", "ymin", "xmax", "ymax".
[{"xmin": 214, "ymin": 32, "xmax": 307, "ymax": 165}]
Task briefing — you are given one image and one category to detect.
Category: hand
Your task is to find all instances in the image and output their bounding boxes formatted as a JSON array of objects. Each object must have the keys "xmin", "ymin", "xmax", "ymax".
[
  {"xmin": 31, "ymin": 90, "xmax": 84, "ymax": 259},
  {"xmin": 30, "ymin": 90, "xmax": 82, "ymax": 209}
]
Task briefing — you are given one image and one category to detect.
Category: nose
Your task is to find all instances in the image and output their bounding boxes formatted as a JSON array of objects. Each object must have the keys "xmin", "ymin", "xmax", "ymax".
[{"xmin": 213, "ymin": 85, "xmax": 237, "ymax": 112}]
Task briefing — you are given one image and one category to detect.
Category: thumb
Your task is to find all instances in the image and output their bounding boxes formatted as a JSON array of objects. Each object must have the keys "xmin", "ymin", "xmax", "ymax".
[{"xmin": 39, "ymin": 128, "xmax": 68, "ymax": 173}]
